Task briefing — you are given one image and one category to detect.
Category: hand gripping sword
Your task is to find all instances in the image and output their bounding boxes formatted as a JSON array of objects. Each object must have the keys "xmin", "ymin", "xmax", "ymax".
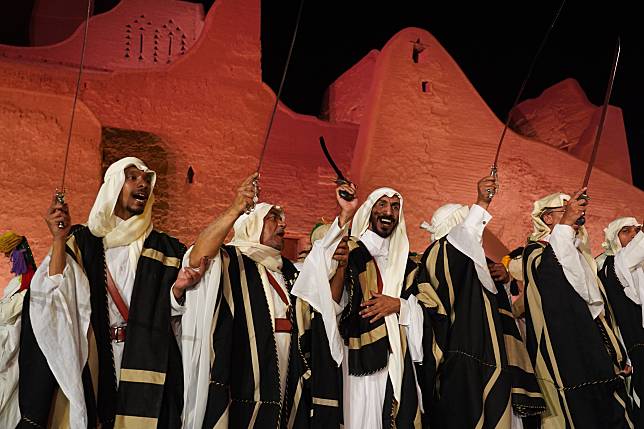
[
  {"xmin": 488, "ymin": 0, "xmax": 566, "ymax": 199},
  {"xmin": 576, "ymin": 38, "xmax": 621, "ymax": 226},
  {"xmin": 56, "ymin": 0, "xmax": 93, "ymax": 228},
  {"xmin": 247, "ymin": 0, "xmax": 305, "ymax": 213}
]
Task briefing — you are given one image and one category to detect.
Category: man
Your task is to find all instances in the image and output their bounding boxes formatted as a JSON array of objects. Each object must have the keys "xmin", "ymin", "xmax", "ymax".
[
  {"xmin": 522, "ymin": 190, "xmax": 633, "ymax": 428},
  {"xmin": 415, "ymin": 177, "xmax": 544, "ymax": 428},
  {"xmin": 0, "ymin": 232, "xmax": 37, "ymax": 427},
  {"xmin": 19, "ymin": 157, "xmax": 200, "ymax": 428},
  {"xmin": 292, "ymin": 184, "xmax": 424, "ymax": 428},
  {"xmin": 598, "ymin": 217, "xmax": 644, "ymax": 427},
  {"xmin": 175, "ymin": 173, "xmax": 340, "ymax": 428}
]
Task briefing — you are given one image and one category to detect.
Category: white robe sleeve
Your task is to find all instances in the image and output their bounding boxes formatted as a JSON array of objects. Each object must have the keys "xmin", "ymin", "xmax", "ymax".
[
  {"xmin": 447, "ymin": 204, "xmax": 497, "ymax": 293},
  {"xmin": 30, "ymin": 254, "xmax": 91, "ymax": 429},
  {"xmin": 549, "ymin": 224, "xmax": 604, "ymax": 318},
  {"xmin": 291, "ymin": 217, "xmax": 349, "ymax": 366},
  {"xmin": 398, "ymin": 295, "xmax": 424, "ymax": 362},
  {"xmin": 170, "ymin": 285, "xmax": 186, "ymax": 316},
  {"xmin": 0, "ymin": 289, "xmax": 26, "ymax": 428},
  {"xmin": 179, "ymin": 246, "xmax": 222, "ymax": 429}
]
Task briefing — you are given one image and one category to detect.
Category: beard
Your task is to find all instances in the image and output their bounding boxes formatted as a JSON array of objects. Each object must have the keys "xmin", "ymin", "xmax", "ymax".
[
  {"xmin": 369, "ymin": 213, "xmax": 397, "ymax": 238},
  {"xmin": 126, "ymin": 204, "xmax": 145, "ymax": 216}
]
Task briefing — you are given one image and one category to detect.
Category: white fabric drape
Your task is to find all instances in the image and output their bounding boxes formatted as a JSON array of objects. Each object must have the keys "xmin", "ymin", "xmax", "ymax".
[
  {"xmin": 549, "ymin": 225, "xmax": 605, "ymax": 318},
  {"xmin": 31, "ymin": 255, "xmax": 91, "ymax": 429},
  {"xmin": 614, "ymin": 231, "xmax": 644, "ymax": 326},
  {"xmin": 0, "ymin": 289, "xmax": 26, "ymax": 428},
  {"xmin": 446, "ymin": 204, "xmax": 497, "ymax": 294},
  {"xmin": 422, "ymin": 203, "xmax": 469, "ymax": 242}
]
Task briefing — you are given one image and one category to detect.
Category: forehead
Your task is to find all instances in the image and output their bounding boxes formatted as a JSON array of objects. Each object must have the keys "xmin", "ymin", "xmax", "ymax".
[
  {"xmin": 620, "ymin": 224, "xmax": 640, "ymax": 231},
  {"xmin": 124, "ymin": 166, "xmax": 153, "ymax": 179},
  {"xmin": 374, "ymin": 195, "xmax": 400, "ymax": 205},
  {"xmin": 264, "ymin": 206, "xmax": 285, "ymax": 219},
  {"xmin": 124, "ymin": 166, "xmax": 144, "ymax": 174}
]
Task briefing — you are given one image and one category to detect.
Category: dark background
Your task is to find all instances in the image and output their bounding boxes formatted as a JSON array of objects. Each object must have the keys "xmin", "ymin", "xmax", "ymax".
[{"xmin": 2, "ymin": 1, "xmax": 640, "ymax": 189}]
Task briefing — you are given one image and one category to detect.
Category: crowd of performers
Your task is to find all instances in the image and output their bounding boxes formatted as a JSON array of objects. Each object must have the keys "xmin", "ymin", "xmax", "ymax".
[{"xmin": 1, "ymin": 156, "xmax": 643, "ymax": 428}]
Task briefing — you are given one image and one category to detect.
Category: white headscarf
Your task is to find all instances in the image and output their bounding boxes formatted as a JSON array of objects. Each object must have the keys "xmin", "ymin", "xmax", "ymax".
[
  {"xmin": 227, "ymin": 202, "xmax": 283, "ymax": 272},
  {"xmin": 530, "ymin": 192, "xmax": 595, "ymax": 267},
  {"xmin": 602, "ymin": 217, "xmax": 641, "ymax": 256},
  {"xmin": 351, "ymin": 187, "xmax": 409, "ymax": 403},
  {"xmin": 421, "ymin": 203, "xmax": 469, "ymax": 242},
  {"xmin": 529, "ymin": 192, "xmax": 570, "ymax": 242},
  {"xmin": 87, "ymin": 157, "xmax": 156, "ymax": 268}
]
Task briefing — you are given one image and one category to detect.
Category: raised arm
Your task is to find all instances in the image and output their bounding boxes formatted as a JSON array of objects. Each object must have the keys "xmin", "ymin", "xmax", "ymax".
[
  {"xmin": 188, "ymin": 172, "xmax": 257, "ymax": 268},
  {"xmin": 44, "ymin": 194, "xmax": 72, "ymax": 275},
  {"xmin": 330, "ymin": 183, "xmax": 358, "ymax": 303}
]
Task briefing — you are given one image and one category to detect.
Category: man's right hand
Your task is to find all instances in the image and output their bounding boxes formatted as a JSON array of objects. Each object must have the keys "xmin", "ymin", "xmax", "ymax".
[
  {"xmin": 560, "ymin": 188, "xmax": 588, "ymax": 226},
  {"xmin": 337, "ymin": 183, "xmax": 358, "ymax": 227},
  {"xmin": 476, "ymin": 176, "xmax": 497, "ymax": 210},
  {"xmin": 46, "ymin": 193, "xmax": 71, "ymax": 275},
  {"xmin": 230, "ymin": 172, "xmax": 259, "ymax": 215},
  {"xmin": 45, "ymin": 194, "xmax": 71, "ymax": 240}
]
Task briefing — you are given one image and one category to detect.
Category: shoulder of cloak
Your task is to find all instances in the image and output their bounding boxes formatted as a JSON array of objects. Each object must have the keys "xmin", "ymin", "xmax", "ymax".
[
  {"xmin": 64, "ymin": 224, "xmax": 97, "ymax": 270},
  {"xmin": 146, "ymin": 229, "xmax": 187, "ymax": 260},
  {"xmin": 598, "ymin": 255, "xmax": 616, "ymax": 281},
  {"xmin": 347, "ymin": 239, "xmax": 373, "ymax": 271},
  {"xmin": 522, "ymin": 242, "xmax": 546, "ymax": 277}
]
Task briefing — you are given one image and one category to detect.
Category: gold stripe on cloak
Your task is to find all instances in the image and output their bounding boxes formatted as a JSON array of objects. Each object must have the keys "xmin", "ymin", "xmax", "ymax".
[{"xmin": 141, "ymin": 248, "xmax": 181, "ymax": 268}]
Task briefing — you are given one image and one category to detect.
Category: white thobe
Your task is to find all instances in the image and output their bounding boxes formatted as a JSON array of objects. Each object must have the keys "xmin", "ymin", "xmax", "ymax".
[
  {"xmin": 266, "ymin": 268, "xmax": 292, "ymax": 397},
  {"xmin": 292, "ymin": 219, "xmax": 424, "ymax": 429},
  {"xmin": 42, "ymin": 246, "xmax": 134, "ymax": 386},
  {"xmin": 0, "ymin": 287, "xmax": 26, "ymax": 428}
]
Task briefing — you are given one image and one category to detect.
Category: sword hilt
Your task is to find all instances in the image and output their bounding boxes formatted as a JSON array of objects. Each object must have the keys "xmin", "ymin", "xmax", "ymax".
[
  {"xmin": 55, "ymin": 190, "xmax": 66, "ymax": 229},
  {"xmin": 335, "ymin": 179, "xmax": 355, "ymax": 201},
  {"xmin": 487, "ymin": 166, "xmax": 498, "ymax": 199},
  {"xmin": 575, "ymin": 192, "xmax": 589, "ymax": 226}
]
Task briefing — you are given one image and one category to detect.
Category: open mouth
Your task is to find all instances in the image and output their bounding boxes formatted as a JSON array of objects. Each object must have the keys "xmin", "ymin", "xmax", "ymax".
[
  {"xmin": 132, "ymin": 192, "xmax": 148, "ymax": 203},
  {"xmin": 378, "ymin": 217, "xmax": 394, "ymax": 227}
]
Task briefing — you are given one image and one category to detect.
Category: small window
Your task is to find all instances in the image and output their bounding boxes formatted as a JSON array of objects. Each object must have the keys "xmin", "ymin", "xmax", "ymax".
[
  {"xmin": 186, "ymin": 166, "xmax": 194, "ymax": 184},
  {"xmin": 411, "ymin": 38, "xmax": 428, "ymax": 64}
]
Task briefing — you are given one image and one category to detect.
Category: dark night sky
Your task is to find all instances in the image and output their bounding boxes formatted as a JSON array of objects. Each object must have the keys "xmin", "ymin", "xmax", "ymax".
[{"xmin": 2, "ymin": 1, "xmax": 641, "ymax": 189}]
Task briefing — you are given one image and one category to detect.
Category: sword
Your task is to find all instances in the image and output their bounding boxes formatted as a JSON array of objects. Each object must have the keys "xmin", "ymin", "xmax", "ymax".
[
  {"xmin": 576, "ymin": 38, "xmax": 621, "ymax": 226},
  {"xmin": 319, "ymin": 136, "xmax": 355, "ymax": 201},
  {"xmin": 488, "ymin": 0, "xmax": 566, "ymax": 199},
  {"xmin": 56, "ymin": 0, "xmax": 93, "ymax": 228},
  {"xmin": 247, "ymin": 0, "xmax": 305, "ymax": 213}
]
